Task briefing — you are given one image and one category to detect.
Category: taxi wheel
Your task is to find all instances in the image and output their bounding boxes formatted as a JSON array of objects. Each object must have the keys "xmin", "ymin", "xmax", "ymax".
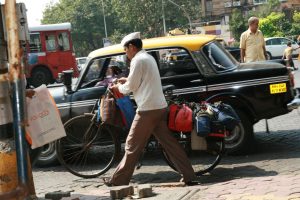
[
  {"xmin": 225, "ymin": 110, "xmax": 254, "ymax": 155},
  {"xmin": 35, "ymin": 142, "xmax": 58, "ymax": 167}
]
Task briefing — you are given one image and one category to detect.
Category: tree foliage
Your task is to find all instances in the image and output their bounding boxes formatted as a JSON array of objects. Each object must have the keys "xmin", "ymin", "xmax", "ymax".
[
  {"xmin": 229, "ymin": 0, "xmax": 298, "ymax": 41},
  {"xmin": 290, "ymin": 11, "xmax": 300, "ymax": 37},
  {"xmin": 253, "ymin": 0, "xmax": 280, "ymax": 18},
  {"xmin": 42, "ymin": 0, "xmax": 201, "ymax": 56},
  {"xmin": 229, "ymin": 9, "xmax": 246, "ymax": 42},
  {"xmin": 110, "ymin": 0, "xmax": 201, "ymax": 38},
  {"xmin": 42, "ymin": 0, "xmax": 119, "ymax": 56},
  {"xmin": 258, "ymin": 12, "xmax": 290, "ymax": 37},
  {"xmin": 258, "ymin": 11, "xmax": 300, "ymax": 38}
]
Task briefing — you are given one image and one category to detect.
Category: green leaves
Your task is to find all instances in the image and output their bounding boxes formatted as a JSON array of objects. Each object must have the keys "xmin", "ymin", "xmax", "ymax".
[
  {"xmin": 259, "ymin": 12, "xmax": 286, "ymax": 37},
  {"xmin": 230, "ymin": 0, "xmax": 299, "ymax": 42},
  {"xmin": 258, "ymin": 12, "xmax": 300, "ymax": 38},
  {"xmin": 229, "ymin": 9, "xmax": 247, "ymax": 42},
  {"xmin": 42, "ymin": 0, "xmax": 201, "ymax": 56}
]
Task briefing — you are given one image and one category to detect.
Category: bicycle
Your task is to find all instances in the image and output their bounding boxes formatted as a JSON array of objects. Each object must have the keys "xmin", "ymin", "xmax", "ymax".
[{"xmin": 55, "ymin": 87, "xmax": 226, "ymax": 178}]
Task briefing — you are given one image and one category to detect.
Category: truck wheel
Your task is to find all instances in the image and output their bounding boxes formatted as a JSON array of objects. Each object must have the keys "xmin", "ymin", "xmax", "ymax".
[
  {"xmin": 35, "ymin": 142, "xmax": 58, "ymax": 167},
  {"xmin": 225, "ymin": 110, "xmax": 254, "ymax": 155},
  {"xmin": 31, "ymin": 67, "xmax": 52, "ymax": 88}
]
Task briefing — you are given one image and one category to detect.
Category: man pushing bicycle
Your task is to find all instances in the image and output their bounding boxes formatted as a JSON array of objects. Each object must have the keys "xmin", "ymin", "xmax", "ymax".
[{"xmin": 105, "ymin": 32, "xmax": 199, "ymax": 186}]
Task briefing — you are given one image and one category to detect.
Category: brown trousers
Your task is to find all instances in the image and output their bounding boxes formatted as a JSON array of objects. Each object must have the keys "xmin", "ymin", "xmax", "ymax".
[{"xmin": 110, "ymin": 108, "xmax": 196, "ymax": 185}]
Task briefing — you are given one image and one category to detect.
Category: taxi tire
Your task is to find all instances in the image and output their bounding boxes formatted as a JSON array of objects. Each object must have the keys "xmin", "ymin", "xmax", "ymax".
[
  {"xmin": 35, "ymin": 142, "xmax": 58, "ymax": 167},
  {"xmin": 225, "ymin": 109, "xmax": 255, "ymax": 155}
]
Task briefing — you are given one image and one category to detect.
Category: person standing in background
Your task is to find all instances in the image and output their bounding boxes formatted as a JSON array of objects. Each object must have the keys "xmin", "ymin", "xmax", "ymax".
[
  {"xmin": 240, "ymin": 17, "xmax": 267, "ymax": 63},
  {"xmin": 283, "ymin": 42, "xmax": 300, "ymax": 70}
]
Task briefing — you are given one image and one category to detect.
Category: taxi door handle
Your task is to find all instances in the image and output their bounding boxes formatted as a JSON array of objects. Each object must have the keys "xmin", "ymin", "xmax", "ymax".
[{"xmin": 190, "ymin": 79, "xmax": 203, "ymax": 83}]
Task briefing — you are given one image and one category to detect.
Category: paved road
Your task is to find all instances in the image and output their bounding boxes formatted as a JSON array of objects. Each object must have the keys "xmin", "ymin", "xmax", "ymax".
[
  {"xmin": 33, "ymin": 60, "xmax": 300, "ymax": 200},
  {"xmin": 33, "ymin": 109, "xmax": 300, "ymax": 200}
]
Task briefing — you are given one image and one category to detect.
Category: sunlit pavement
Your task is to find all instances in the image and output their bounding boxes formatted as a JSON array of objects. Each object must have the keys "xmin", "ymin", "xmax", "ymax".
[{"xmin": 33, "ymin": 59, "xmax": 300, "ymax": 200}]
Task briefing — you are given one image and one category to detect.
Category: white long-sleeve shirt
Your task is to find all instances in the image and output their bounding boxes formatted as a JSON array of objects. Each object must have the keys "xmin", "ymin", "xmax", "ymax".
[{"xmin": 118, "ymin": 50, "xmax": 167, "ymax": 111}]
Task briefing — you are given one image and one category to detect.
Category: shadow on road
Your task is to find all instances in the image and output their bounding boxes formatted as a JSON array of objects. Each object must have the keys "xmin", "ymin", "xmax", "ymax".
[
  {"xmin": 131, "ymin": 164, "xmax": 278, "ymax": 186},
  {"xmin": 133, "ymin": 171, "xmax": 181, "ymax": 184},
  {"xmin": 201, "ymin": 165, "xmax": 278, "ymax": 185}
]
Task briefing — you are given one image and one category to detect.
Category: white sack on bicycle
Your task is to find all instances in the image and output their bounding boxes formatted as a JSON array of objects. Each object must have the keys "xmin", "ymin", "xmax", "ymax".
[{"xmin": 26, "ymin": 85, "xmax": 66, "ymax": 149}]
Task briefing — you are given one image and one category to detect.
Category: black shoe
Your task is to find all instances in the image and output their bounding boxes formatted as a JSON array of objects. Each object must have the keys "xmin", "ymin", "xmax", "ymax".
[
  {"xmin": 185, "ymin": 181, "xmax": 200, "ymax": 186},
  {"xmin": 102, "ymin": 177, "xmax": 114, "ymax": 187}
]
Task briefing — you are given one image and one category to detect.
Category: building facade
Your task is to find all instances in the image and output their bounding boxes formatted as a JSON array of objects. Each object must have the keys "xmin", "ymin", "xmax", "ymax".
[
  {"xmin": 200, "ymin": 0, "xmax": 300, "ymax": 24},
  {"xmin": 195, "ymin": 0, "xmax": 300, "ymax": 42}
]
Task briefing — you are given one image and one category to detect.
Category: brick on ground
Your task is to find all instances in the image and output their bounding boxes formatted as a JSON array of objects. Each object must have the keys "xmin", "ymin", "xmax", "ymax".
[
  {"xmin": 110, "ymin": 185, "xmax": 134, "ymax": 199},
  {"xmin": 137, "ymin": 184, "xmax": 153, "ymax": 198}
]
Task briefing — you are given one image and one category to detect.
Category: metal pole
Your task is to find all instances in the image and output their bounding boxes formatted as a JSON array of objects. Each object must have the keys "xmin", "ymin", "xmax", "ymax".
[
  {"xmin": 162, "ymin": 0, "xmax": 166, "ymax": 35},
  {"xmin": 183, "ymin": 9, "xmax": 192, "ymax": 31},
  {"xmin": 101, "ymin": 0, "xmax": 108, "ymax": 38},
  {"xmin": 167, "ymin": 0, "xmax": 192, "ymax": 30},
  {"xmin": 4, "ymin": 0, "xmax": 28, "ymax": 187}
]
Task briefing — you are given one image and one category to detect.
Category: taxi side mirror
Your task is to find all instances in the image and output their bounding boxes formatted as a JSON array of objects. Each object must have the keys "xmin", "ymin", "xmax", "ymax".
[{"xmin": 62, "ymin": 70, "xmax": 73, "ymax": 93}]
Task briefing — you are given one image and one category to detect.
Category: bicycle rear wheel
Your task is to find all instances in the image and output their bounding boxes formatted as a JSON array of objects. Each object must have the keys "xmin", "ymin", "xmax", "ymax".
[
  {"xmin": 162, "ymin": 135, "xmax": 224, "ymax": 176},
  {"xmin": 56, "ymin": 114, "xmax": 120, "ymax": 178}
]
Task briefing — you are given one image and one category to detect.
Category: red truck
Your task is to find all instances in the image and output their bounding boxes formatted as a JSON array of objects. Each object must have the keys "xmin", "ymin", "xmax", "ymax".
[{"xmin": 26, "ymin": 22, "xmax": 79, "ymax": 87}]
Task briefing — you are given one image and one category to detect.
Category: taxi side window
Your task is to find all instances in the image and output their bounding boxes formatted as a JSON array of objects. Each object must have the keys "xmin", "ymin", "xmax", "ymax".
[
  {"xmin": 90, "ymin": 55, "xmax": 130, "ymax": 88},
  {"xmin": 151, "ymin": 48, "xmax": 198, "ymax": 77},
  {"xmin": 84, "ymin": 58, "xmax": 104, "ymax": 84},
  {"xmin": 107, "ymin": 55, "xmax": 129, "ymax": 78}
]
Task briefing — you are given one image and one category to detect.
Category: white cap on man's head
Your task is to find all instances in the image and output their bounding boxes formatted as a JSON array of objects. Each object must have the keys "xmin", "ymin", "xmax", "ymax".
[{"xmin": 121, "ymin": 32, "xmax": 141, "ymax": 46}]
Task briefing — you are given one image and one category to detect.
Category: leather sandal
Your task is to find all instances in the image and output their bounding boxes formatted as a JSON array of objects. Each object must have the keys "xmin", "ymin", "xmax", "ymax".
[
  {"xmin": 180, "ymin": 178, "xmax": 200, "ymax": 186},
  {"xmin": 185, "ymin": 180, "xmax": 200, "ymax": 186},
  {"xmin": 102, "ymin": 177, "xmax": 114, "ymax": 187}
]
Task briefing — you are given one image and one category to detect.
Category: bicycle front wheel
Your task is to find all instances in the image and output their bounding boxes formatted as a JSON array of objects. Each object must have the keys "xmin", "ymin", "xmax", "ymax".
[
  {"xmin": 56, "ymin": 114, "xmax": 120, "ymax": 178},
  {"xmin": 162, "ymin": 136, "xmax": 225, "ymax": 176}
]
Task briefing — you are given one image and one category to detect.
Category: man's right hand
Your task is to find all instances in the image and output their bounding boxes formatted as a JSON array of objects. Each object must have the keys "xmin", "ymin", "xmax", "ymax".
[
  {"xmin": 26, "ymin": 89, "xmax": 35, "ymax": 98},
  {"xmin": 118, "ymin": 77, "xmax": 127, "ymax": 84}
]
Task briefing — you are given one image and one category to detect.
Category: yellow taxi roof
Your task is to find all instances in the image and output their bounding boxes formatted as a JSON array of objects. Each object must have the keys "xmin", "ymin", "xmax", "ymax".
[{"xmin": 88, "ymin": 34, "xmax": 216, "ymax": 58}]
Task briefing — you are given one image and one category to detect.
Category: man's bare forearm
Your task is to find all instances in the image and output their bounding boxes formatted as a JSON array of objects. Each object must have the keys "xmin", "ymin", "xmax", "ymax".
[{"xmin": 240, "ymin": 49, "xmax": 245, "ymax": 63}]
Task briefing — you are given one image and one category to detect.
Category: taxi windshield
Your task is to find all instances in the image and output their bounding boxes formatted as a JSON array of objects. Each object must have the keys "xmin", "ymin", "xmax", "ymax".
[{"xmin": 202, "ymin": 41, "xmax": 237, "ymax": 71}]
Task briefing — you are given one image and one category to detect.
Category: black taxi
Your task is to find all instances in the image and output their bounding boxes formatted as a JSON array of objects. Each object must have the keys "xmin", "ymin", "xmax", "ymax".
[{"xmin": 39, "ymin": 34, "xmax": 298, "ymax": 166}]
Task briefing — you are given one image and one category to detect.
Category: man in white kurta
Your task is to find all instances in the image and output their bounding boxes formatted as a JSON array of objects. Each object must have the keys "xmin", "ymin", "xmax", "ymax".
[{"xmin": 105, "ymin": 32, "xmax": 197, "ymax": 186}]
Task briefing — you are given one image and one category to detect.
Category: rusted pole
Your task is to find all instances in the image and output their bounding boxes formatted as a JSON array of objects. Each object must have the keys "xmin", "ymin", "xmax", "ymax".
[
  {"xmin": 4, "ymin": 0, "xmax": 29, "ymax": 188},
  {"xmin": 0, "ymin": 1, "xmax": 19, "ymax": 197},
  {"xmin": 1, "ymin": 2, "xmax": 37, "ymax": 199}
]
